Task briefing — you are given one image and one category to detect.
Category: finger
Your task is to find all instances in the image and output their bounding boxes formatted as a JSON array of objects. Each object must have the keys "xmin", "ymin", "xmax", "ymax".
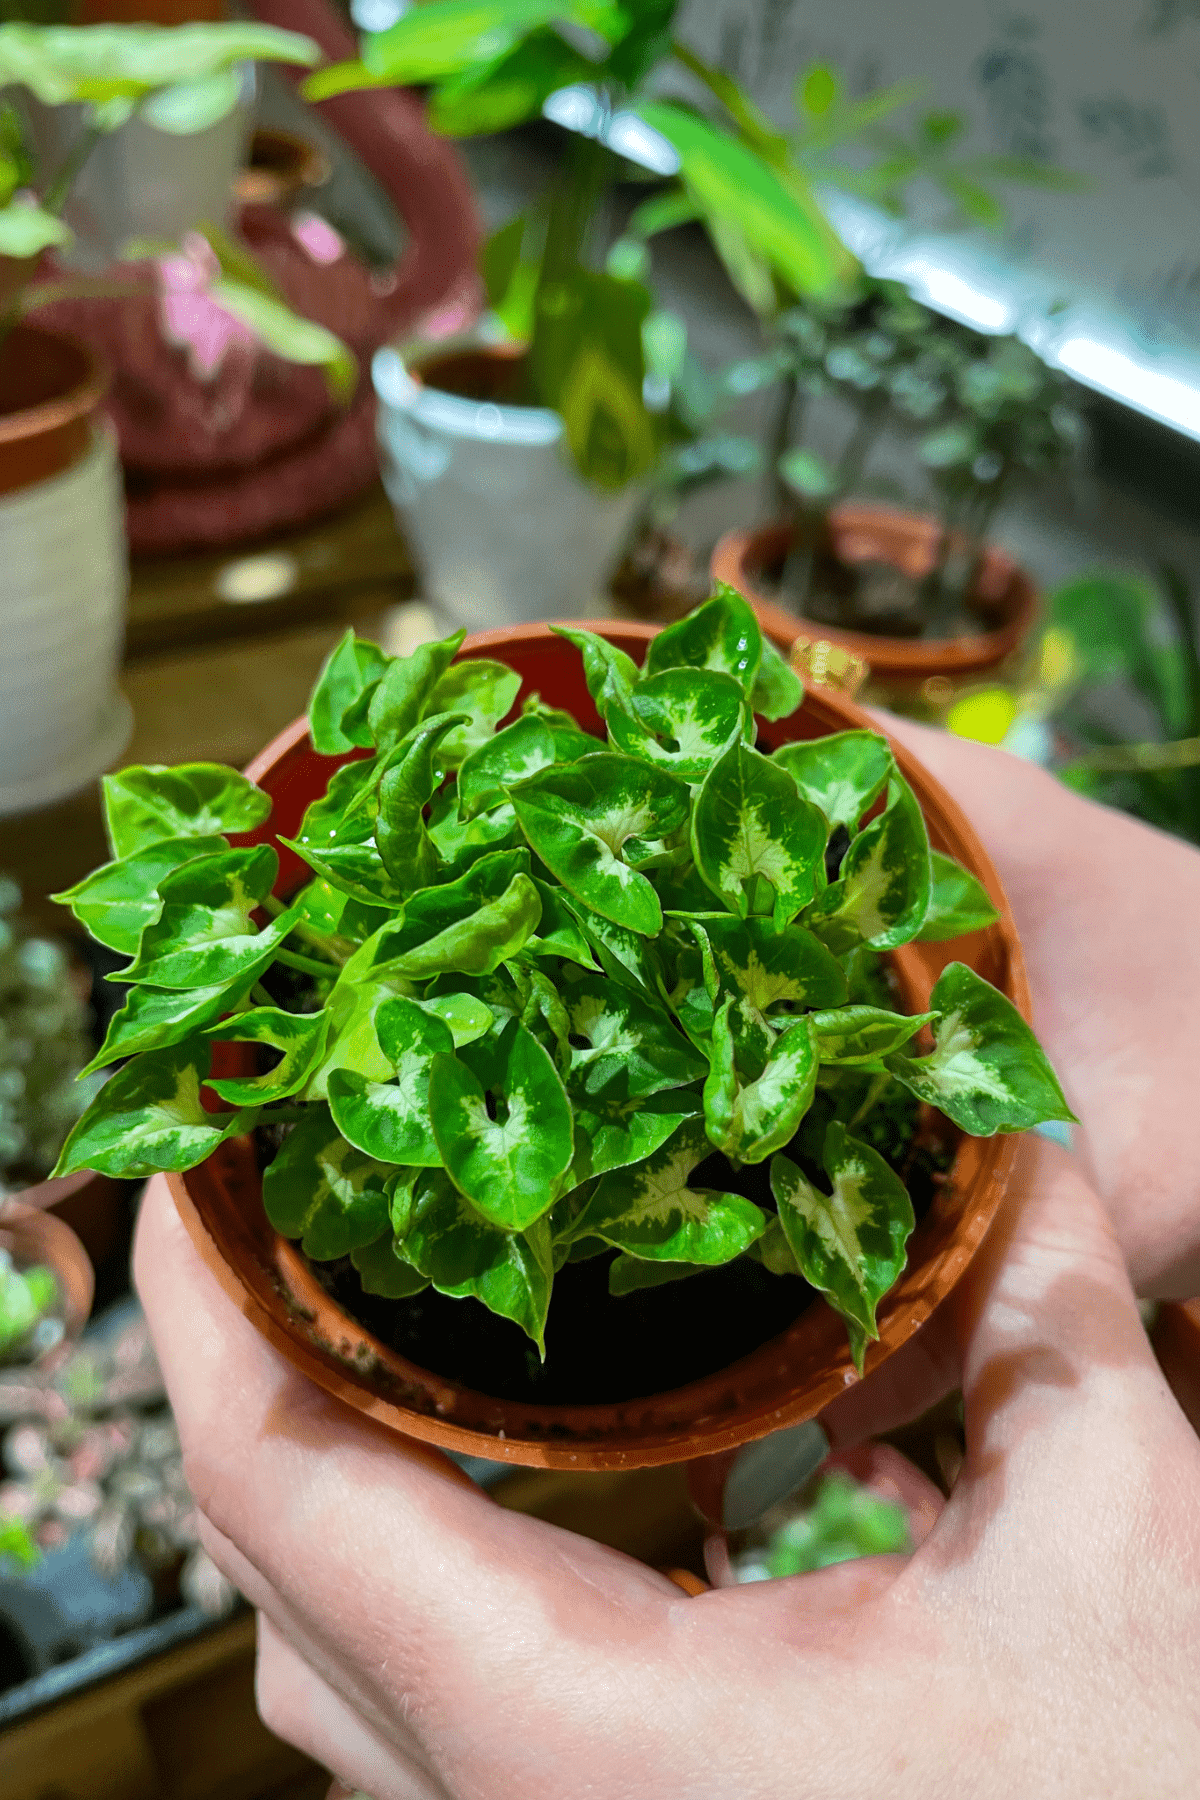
[{"xmin": 256, "ymin": 1612, "xmax": 447, "ymax": 1800}]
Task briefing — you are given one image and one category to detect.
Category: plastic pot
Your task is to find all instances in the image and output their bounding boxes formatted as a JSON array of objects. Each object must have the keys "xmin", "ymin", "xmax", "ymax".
[
  {"xmin": 0, "ymin": 326, "xmax": 130, "ymax": 817},
  {"xmin": 712, "ymin": 509, "xmax": 1039, "ymax": 713},
  {"xmin": 168, "ymin": 621, "xmax": 1030, "ymax": 1473},
  {"xmin": 373, "ymin": 340, "xmax": 645, "ymax": 632}
]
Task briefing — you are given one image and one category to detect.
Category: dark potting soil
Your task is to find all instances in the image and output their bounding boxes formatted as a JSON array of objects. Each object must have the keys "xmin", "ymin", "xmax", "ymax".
[{"xmin": 767, "ymin": 548, "xmax": 1002, "ymax": 643}]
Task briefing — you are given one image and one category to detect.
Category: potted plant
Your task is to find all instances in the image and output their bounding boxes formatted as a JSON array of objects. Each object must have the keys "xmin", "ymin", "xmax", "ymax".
[
  {"xmin": 0, "ymin": 20, "xmax": 358, "ymax": 814},
  {"xmin": 713, "ymin": 278, "xmax": 1081, "ymax": 710},
  {"xmin": 300, "ymin": 0, "xmax": 863, "ymax": 630},
  {"xmin": 49, "ymin": 585, "xmax": 1070, "ymax": 1468}
]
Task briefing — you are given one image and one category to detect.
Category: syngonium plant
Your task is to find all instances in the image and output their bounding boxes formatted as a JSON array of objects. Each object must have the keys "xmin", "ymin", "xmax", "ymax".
[{"xmin": 51, "ymin": 589, "xmax": 1071, "ymax": 1369}]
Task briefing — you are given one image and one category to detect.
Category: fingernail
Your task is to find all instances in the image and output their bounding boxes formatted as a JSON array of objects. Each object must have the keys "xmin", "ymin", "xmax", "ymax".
[{"xmin": 721, "ymin": 1418, "xmax": 830, "ymax": 1531}]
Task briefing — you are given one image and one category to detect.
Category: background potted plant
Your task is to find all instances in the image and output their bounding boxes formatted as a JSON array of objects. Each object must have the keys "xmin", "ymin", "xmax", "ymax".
[
  {"xmin": 52, "ymin": 586, "xmax": 1070, "ymax": 1469},
  {"xmin": 0, "ymin": 19, "xmax": 357, "ymax": 817},
  {"xmin": 302, "ymin": 0, "xmax": 862, "ymax": 629}
]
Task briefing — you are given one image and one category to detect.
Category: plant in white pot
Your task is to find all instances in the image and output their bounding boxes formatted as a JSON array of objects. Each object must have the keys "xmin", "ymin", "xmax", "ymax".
[
  {"xmin": 304, "ymin": 0, "xmax": 858, "ymax": 631},
  {"xmin": 0, "ymin": 20, "xmax": 354, "ymax": 817}
]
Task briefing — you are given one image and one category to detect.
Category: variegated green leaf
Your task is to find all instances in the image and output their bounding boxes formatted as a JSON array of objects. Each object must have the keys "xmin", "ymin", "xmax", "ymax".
[
  {"xmin": 292, "ymin": 877, "xmax": 388, "ymax": 951},
  {"xmin": 563, "ymin": 971, "xmax": 706, "ymax": 1100},
  {"xmin": 885, "ymin": 961, "xmax": 1074, "ymax": 1134},
  {"xmin": 328, "ymin": 995, "xmax": 454, "ymax": 1165},
  {"xmin": 751, "ymin": 637, "xmax": 804, "ymax": 722},
  {"xmin": 404, "ymin": 1170, "xmax": 553, "ymax": 1352},
  {"xmin": 122, "ymin": 847, "xmax": 302, "ymax": 991},
  {"xmin": 301, "ymin": 919, "xmax": 420, "ymax": 1099},
  {"xmin": 53, "ymin": 834, "xmax": 228, "ymax": 954},
  {"xmin": 102, "ymin": 763, "xmax": 270, "ymax": 859},
  {"xmin": 701, "ymin": 913, "xmax": 849, "ymax": 1023},
  {"xmin": 606, "ymin": 667, "xmax": 748, "ymax": 781},
  {"xmin": 510, "ymin": 754, "xmax": 689, "ymax": 936},
  {"xmin": 516, "ymin": 964, "xmax": 572, "ymax": 1070},
  {"xmin": 426, "ymin": 658, "xmax": 522, "ymax": 766},
  {"xmin": 82, "ymin": 976, "xmax": 257, "ymax": 1075},
  {"xmin": 521, "ymin": 880, "xmax": 599, "ymax": 969},
  {"xmin": 350, "ymin": 1232, "xmax": 430, "ymax": 1298},
  {"xmin": 54, "ymin": 1040, "xmax": 244, "ymax": 1179},
  {"xmin": 567, "ymin": 1088, "xmax": 702, "ymax": 1186},
  {"xmin": 809, "ymin": 1005, "xmax": 936, "ymax": 1066},
  {"xmin": 376, "ymin": 712, "xmax": 469, "ymax": 890},
  {"xmin": 573, "ymin": 1117, "xmax": 764, "ymax": 1264},
  {"xmin": 281, "ymin": 758, "xmax": 406, "ymax": 909},
  {"xmin": 206, "ymin": 1006, "xmax": 330, "ymax": 1104},
  {"xmin": 456, "ymin": 714, "xmax": 554, "ymax": 819},
  {"xmin": 807, "ymin": 775, "xmax": 931, "ymax": 951},
  {"xmin": 262, "ymin": 1108, "xmax": 392, "ymax": 1258},
  {"xmin": 772, "ymin": 1120, "xmax": 916, "ymax": 1371},
  {"xmin": 772, "ymin": 730, "xmax": 894, "ymax": 833},
  {"xmin": 380, "ymin": 872, "xmax": 541, "ymax": 979},
  {"xmin": 550, "ymin": 626, "xmax": 639, "ymax": 721},
  {"xmin": 643, "ymin": 585, "xmax": 763, "ymax": 698},
  {"xmin": 691, "ymin": 741, "xmax": 826, "ymax": 925},
  {"xmin": 608, "ymin": 1256, "xmax": 704, "ymax": 1296},
  {"xmin": 916, "ymin": 852, "xmax": 1001, "ymax": 942},
  {"xmin": 416, "ymin": 991, "xmax": 493, "ymax": 1046},
  {"xmin": 309, "ymin": 628, "xmax": 389, "ymax": 754},
  {"xmin": 427, "ymin": 790, "xmax": 522, "ymax": 875},
  {"xmin": 429, "ymin": 1019, "xmax": 572, "ymax": 1229},
  {"xmin": 366, "ymin": 628, "xmax": 464, "ymax": 749},
  {"xmin": 562, "ymin": 897, "xmax": 662, "ymax": 995},
  {"xmin": 704, "ymin": 1001, "xmax": 818, "ymax": 1164}
]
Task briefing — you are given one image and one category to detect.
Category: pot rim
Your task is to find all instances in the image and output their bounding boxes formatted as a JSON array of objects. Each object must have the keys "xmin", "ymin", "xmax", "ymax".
[
  {"xmin": 0, "ymin": 323, "xmax": 108, "ymax": 450},
  {"xmin": 171, "ymin": 620, "xmax": 1030, "ymax": 1471},
  {"xmin": 372, "ymin": 338, "xmax": 561, "ymax": 449},
  {"xmin": 712, "ymin": 509, "xmax": 1038, "ymax": 680}
]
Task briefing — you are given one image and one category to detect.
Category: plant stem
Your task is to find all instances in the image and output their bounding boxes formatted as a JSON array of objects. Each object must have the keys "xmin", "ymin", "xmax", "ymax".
[
  {"xmin": 836, "ymin": 389, "xmax": 887, "ymax": 495},
  {"xmin": 251, "ymin": 983, "xmax": 275, "ymax": 1007},
  {"xmin": 769, "ymin": 367, "xmax": 799, "ymax": 515},
  {"xmin": 261, "ymin": 894, "xmax": 285, "ymax": 918},
  {"xmin": 848, "ymin": 1071, "xmax": 893, "ymax": 1132},
  {"xmin": 275, "ymin": 948, "xmax": 339, "ymax": 981}
]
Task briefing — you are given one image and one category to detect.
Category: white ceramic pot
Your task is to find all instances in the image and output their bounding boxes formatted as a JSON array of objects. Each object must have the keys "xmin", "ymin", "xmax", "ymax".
[
  {"xmin": 372, "ymin": 344, "xmax": 646, "ymax": 632},
  {"xmin": 0, "ymin": 425, "xmax": 131, "ymax": 816}
]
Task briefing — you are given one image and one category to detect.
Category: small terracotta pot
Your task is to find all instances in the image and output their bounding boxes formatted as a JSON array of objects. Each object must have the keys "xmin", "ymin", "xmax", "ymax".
[
  {"xmin": 0, "ymin": 325, "xmax": 107, "ymax": 498},
  {"xmin": 1152, "ymin": 1300, "xmax": 1200, "ymax": 1439},
  {"xmin": 9, "ymin": 1170, "xmax": 126, "ymax": 1272},
  {"xmin": 0, "ymin": 1200, "xmax": 94, "ymax": 1367},
  {"xmin": 168, "ymin": 622, "xmax": 1030, "ymax": 1472},
  {"xmin": 711, "ymin": 508, "xmax": 1039, "ymax": 710},
  {"xmin": 235, "ymin": 128, "xmax": 331, "ymax": 209}
]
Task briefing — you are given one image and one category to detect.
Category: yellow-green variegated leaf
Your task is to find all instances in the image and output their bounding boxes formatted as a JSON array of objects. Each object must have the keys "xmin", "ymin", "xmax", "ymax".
[
  {"xmin": 81, "ymin": 974, "xmax": 257, "ymax": 1074},
  {"xmin": 425, "ymin": 658, "xmax": 522, "ymax": 767},
  {"xmin": 376, "ymin": 711, "xmax": 469, "ymax": 891},
  {"xmin": 403, "ymin": 1169, "xmax": 554, "ymax": 1353},
  {"xmin": 429, "ymin": 1018, "xmax": 572, "ymax": 1230},
  {"xmin": 350, "ymin": 1232, "xmax": 430, "ymax": 1299},
  {"xmin": 885, "ymin": 962, "xmax": 1074, "ymax": 1135},
  {"xmin": 509, "ymin": 754, "xmax": 689, "ymax": 937},
  {"xmin": 606, "ymin": 667, "xmax": 748, "ymax": 781},
  {"xmin": 608, "ymin": 1256, "xmax": 705, "ymax": 1296},
  {"xmin": 751, "ymin": 637, "xmax": 804, "ymax": 722},
  {"xmin": 53, "ymin": 834, "xmax": 228, "ymax": 954},
  {"xmin": 261, "ymin": 1107, "xmax": 392, "ymax": 1259},
  {"xmin": 550, "ymin": 626, "xmax": 639, "ymax": 722},
  {"xmin": 327, "ymin": 995, "xmax": 454, "ymax": 1166},
  {"xmin": 309, "ymin": 628, "xmax": 389, "ymax": 754},
  {"xmin": 457, "ymin": 714, "xmax": 555, "ymax": 820},
  {"xmin": 121, "ymin": 846, "xmax": 301, "ymax": 991},
  {"xmin": 522, "ymin": 880, "xmax": 599, "ymax": 969},
  {"xmin": 54, "ymin": 1039, "xmax": 244, "ymax": 1179},
  {"xmin": 809, "ymin": 1005, "xmax": 936, "ymax": 1066},
  {"xmin": 771, "ymin": 730, "xmax": 894, "ymax": 834},
  {"xmin": 691, "ymin": 740, "xmax": 827, "ymax": 925},
  {"xmin": 916, "ymin": 852, "xmax": 1001, "ymax": 942},
  {"xmin": 573, "ymin": 1117, "xmax": 764, "ymax": 1264},
  {"xmin": 771, "ymin": 1120, "xmax": 915, "ymax": 1371},
  {"xmin": 378, "ymin": 872, "xmax": 541, "ymax": 979},
  {"xmin": 567, "ymin": 1088, "xmax": 702, "ymax": 1187},
  {"xmin": 701, "ymin": 913, "xmax": 848, "ymax": 1026},
  {"xmin": 704, "ymin": 1000, "xmax": 818, "ymax": 1164},
  {"xmin": 643, "ymin": 585, "xmax": 762, "ymax": 697},
  {"xmin": 206, "ymin": 1006, "xmax": 330, "ymax": 1105},
  {"xmin": 562, "ymin": 972, "xmax": 707, "ymax": 1101},
  {"xmin": 102, "ymin": 762, "xmax": 270, "ymax": 859},
  {"xmin": 365, "ymin": 628, "xmax": 465, "ymax": 749},
  {"xmin": 807, "ymin": 775, "xmax": 931, "ymax": 950},
  {"xmin": 561, "ymin": 896, "xmax": 663, "ymax": 996},
  {"xmin": 280, "ymin": 756, "xmax": 407, "ymax": 911},
  {"xmin": 416, "ymin": 991, "xmax": 493, "ymax": 1047},
  {"xmin": 426, "ymin": 791, "xmax": 522, "ymax": 877}
]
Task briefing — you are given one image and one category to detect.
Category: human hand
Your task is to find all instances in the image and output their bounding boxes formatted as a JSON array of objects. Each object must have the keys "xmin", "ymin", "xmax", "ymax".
[
  {"xmin": 878, "ymin": 716, "xmax": 1200, "ymax": 1299},
  {"xmin": 133, "ymin": 1147, "xmax": 1200, "ymax": 1800}
]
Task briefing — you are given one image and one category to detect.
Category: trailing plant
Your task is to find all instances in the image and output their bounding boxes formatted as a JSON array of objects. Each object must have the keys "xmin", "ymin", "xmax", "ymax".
[
  {"xmin": 0, "ymin": 22, "xmax": 354, "ymax": 394},
  {"xmin": 52, "ymin": 588, "xmax": 1070, "ymax": 1369}
]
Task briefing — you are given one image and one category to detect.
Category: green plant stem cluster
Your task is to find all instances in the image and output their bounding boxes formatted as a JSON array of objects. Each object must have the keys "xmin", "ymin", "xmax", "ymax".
[{"xmin": 54, "ymin": 589, "xmax": 1071, "ymax": 1366}]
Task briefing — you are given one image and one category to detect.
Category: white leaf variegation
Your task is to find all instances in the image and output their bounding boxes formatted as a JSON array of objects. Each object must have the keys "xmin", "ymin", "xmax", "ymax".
[{"xmin": 573, "ymin": 1118, "xmax": 765, "ymax": 1264}]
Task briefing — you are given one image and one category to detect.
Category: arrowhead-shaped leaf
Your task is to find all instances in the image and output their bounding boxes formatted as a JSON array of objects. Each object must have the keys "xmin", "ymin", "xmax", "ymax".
[
  {"xmin": 416, "ymin": 990, "xmax": 493, "ymax": 1046},
  {"xmin": 916, "ymin": 852, "xmax": 1001, "ymax": 942},
  {"xmin": 382, "ymin": 872, "xmax": 542, "ymax": 979},
  {"xmin": 54, "ymin": 834, "xmax": 228, "ymax": 954},
  {"xmin": 606, "ymin": 667, "xmax": 748, "ymax": 780},
  {"xmin": 751, "ymin": 637, "xmax": 805, "ymax": 722},
  {"xmin": 692, "ymin": 741, "xmax": 826, "ymax": 925},
  {"xmin": 309, "ymin": 628, "xmax": 389, "ymax": 754},
  {"xmin": 644, "ymin": 585, "xmax": 763, "ymax": 697},
  {"xmin": 403, "ymin": 1169, "xmax": 553, "ymax": 1352},
  {"xmin": 425, "ymin": 658, "xmax": 522, "ymax": 766},
  {"xmin": 429, "ymin": 1019, "xmax": 573, "ymax": 1229},
  {"xmin": 281, "ymin": 756, "xmax": 405, "ymax": 909},
  {"xmin": 885, "ymin": 961, "xmax": 1074, "ymax": 1134},
  {"xmin": 573, "ymin": 1117, "xmax": 764, "ymax": 1263},
  {"xmin": 376, "ymin": 712, "xmax": 469, "ymax": 890},
  {"xmin": 366, "ymin": 628, "xmax": 464, "ymax": 749},
  {"xmin": 701, "ymin": 913, "xmax": 849, "ymax": 1022},
  {"xmin": 704, "ymin": 1001, "xmax": 818, "ymax": 1164},
  {"xmin": 54, "ymin": 1040, "xmax": 244, "ymax": 1178},
  {"xmin": 103, "ymin": 763, "xmax": 270, "ymax": 859},
  {"xmin": 809, "ymin": 1005, "xmax": 936, "ymax": 1066},
  {"xmin": 772, "ymin": 730, "xmax": 894, "ymax": 833},
  {"xmin": 457, "ymin": 714, "xmax": 555, "ymax": 819},
  {"xmin": 510, "ymin": 754, "xmax": 689, "ymax": 936},
  {"xmin": 562, "ymin": 897, "xmax": 663, "ymax": 996},
  {"xmin": 350, "ymin": 1231, "xmax": 430, "ymax": 1298},
  {"xmin": 807, "ymin": 775, "xmax": 931, "ymax": 950},
  {"xmin": 521, "ymin": 880, "xmax": 600, "ymax": 969},
  {"xmin": 562, "ymin": 971, "xmax": 707, "ymax": 1100},
  {"xmin": 327, "ymin": 996, "xmax": 454, "ymax": 1165},
  {"xmin": 261, "ymin": 1107, "xmax": 392, "ymax": 1258},
  {"xmin": 772, "ymin": 1120, "xmax": 916, "ymax": 1371},
  {"xmin": 82, "ymin": 976, "xmax": 258, "ymax": 1074},
  {"xmin": 206, "ymin": 1006, "xmax": 331, "ymax": 1104},
  {"xmin": 122, "ymin": 846, "xmax": 302, "ymax": 991},
  {"xmin": 567, "ymin": 1088, "xmax": 703, "ymax": 1186},
  {"xmin": 550, "ymin": 626, "xmax": 639, "ymax": 721}
]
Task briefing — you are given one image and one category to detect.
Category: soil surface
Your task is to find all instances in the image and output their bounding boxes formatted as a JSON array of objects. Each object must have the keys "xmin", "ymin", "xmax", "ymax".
[{"xmin": 767, "ymin": 546, "xmax": 1004, "ymax": 642}]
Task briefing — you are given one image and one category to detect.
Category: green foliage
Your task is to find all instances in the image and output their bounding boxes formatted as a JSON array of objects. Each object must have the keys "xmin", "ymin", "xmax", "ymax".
[
  {"xmin": 0, "ymin": 1252, "xmax": 58, "ymax": 1358},
  {"xmin": 54, "ymin": 588, "xmax": 1070, "ymax": 1361},
  {"xmin": 0, "ymin": 877, "xmax": 96, "ymax": 1183},
  {"xmin": 758, "ymin": 1469, "xmax": 910, "ymax": 1579},
  {"xmin": 0, "ymin": 1512, "xmax": 40, "ymax": 1571}
]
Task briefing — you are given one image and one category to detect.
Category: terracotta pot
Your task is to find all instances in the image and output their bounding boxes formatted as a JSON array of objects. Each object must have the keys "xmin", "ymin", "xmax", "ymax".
[
  {"xmin": 235, "ymin": 128, "xmax": 330, "ymax": 209},
  {"xmin": 168, "ymin": 622, "xmax": 1030, "ymax": 1472},
  {"xmin": 711, "ymin": 508, "xmax": 1039, "ymax": 711},
  {"xmin": 0, "ymin": 1200, "xmax": 94, "ymax": 1368},
  {"xmin": 7, "ymin": 1170, "xmax": 126, "ymax": 1273},
  {"xmin": 0, "ymin": 326, "xmax": 107, "ymax": 500},
  {"xmin": 1152, "ymin": 1300, "xmax": 1200, "ymax": 1439}
]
